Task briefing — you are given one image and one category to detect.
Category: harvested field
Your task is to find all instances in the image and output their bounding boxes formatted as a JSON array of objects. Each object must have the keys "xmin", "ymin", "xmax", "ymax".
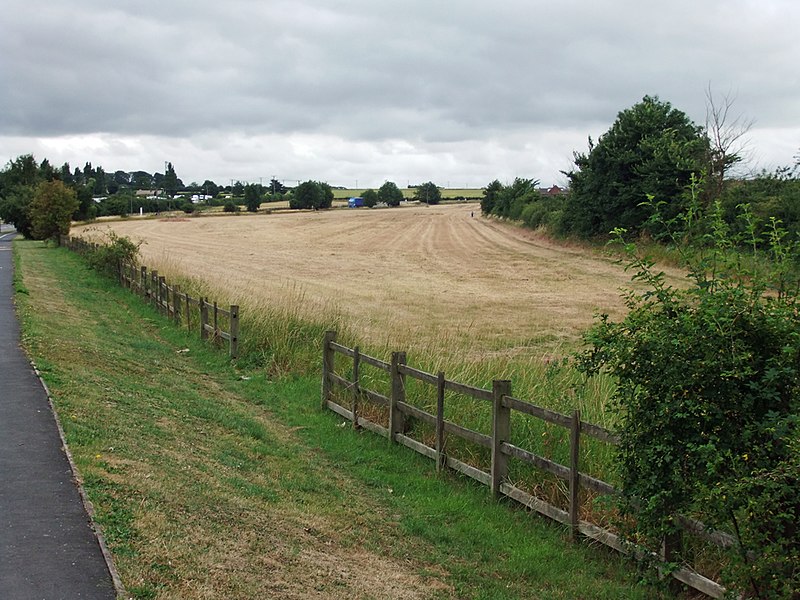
[{"xmin": 74, "ymin": 204, "xmax": 680, "ymax": 360}]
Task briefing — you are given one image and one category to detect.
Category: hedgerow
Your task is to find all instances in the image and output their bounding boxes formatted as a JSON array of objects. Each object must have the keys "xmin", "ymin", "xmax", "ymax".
[{"xmin": 578, "ymin": 199, "xmax": 799, "ymax": 597}]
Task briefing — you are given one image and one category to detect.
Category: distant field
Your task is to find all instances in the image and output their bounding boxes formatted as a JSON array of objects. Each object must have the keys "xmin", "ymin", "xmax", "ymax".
[
  {"xmin": 74, "ymin": 204, "xmax": 680, "ymax": 364},
  {"xmin": 331, "ymin": 188, "xmax": 484, "ymax": 199}
]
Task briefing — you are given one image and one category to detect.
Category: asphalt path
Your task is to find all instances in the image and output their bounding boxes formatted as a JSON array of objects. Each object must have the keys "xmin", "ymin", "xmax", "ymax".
[{"xmin": 0, "ymin": 229, "xmax": 117, "ymax": 599}]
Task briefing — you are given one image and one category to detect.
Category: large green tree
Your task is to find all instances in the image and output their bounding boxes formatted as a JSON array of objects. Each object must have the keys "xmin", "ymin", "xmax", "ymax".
[
  {"xmin": 289, "ymin": 180, "xmax": 333, "ymax": 210},
  {"xmin": 1, "ymin": 154, "xmax": 40, "ymax": 190},
  {"xmin": 480, "ymin": 179, "xmax": 503, "ymax": 215},
  {"xmin": 0, "ymin": 186, "xmax": 35, "ymax": 238},
  {"xmin": 361, "ymin": 189, "xmax": 378, "ymax": 208},
  {"xmin": 130, "ymin": 171, "xmax": 153, "ymax": 189},
  {"xmin": 378, "ymin": 181, "xmax": 403, "ymax": 207},
  {"xmin": 564, "ymin": 95, "xmax": 706, "ymax": 237},
  {"xmin": 201, "ymin": 180, "xmax": 220, "ymax": 198},
  {"xmin": 243, "ymin": 183, "xmax": 262, "ymax": 212},
  {"xmin": 413, "ymin": 181, "xmax": 441, "ymax": 205},
  {"xmin": 491, "ymin": 178, "xmax": 540, "ymax": 220},
  {"xmin": 0, "ymin": 154, "xmax": 44, "ymax": 237},
  {"xmin": 269, "ymin": 178, "xmax": 287, "ymax": 195},
  {"xmin": 30, "ymin": 180, "xmax": 79, "ymax": 241},
  {"xmin": 163, "ymin": 162, "xmax": 179, "ymax": 198}
]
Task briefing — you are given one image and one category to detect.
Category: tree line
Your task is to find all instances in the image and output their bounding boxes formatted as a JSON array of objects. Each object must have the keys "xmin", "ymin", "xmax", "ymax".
[
  {"xmin": 480, "ymin": 95, "xmax": 800, "ymax": 249},
  {"xmin": 0, "ymin": 152, "xmax": 453, "ymax": 233}
]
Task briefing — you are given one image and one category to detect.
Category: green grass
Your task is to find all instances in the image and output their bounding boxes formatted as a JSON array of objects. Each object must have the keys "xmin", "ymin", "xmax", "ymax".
[{"xmin": 14, "ymin": 239, "xmax": 661, "ymax": 599}]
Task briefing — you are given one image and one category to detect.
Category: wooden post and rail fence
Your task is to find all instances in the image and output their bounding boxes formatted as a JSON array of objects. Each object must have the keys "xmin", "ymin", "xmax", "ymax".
[
  {"xmin": 321, "ymin": 330, "xmax": 736, "ymax": 599},
  {"xmin": 58, "ymin": 233, "xmax": 735, "ymax": 597},
  {"xmin": 60, "ymin": 235, "xmax": 239, "ymax": 358}
]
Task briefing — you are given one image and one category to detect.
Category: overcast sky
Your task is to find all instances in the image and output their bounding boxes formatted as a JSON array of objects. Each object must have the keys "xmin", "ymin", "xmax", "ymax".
[{"xmin": 1, "ymin": 0, "xmax": 798, "ymax": 188}]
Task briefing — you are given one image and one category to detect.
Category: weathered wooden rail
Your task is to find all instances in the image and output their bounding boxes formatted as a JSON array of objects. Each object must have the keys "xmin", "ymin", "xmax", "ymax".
[
  {"xmin": 61, "ymin": 235, "xmax": 239, "ymax": 358},
  {"xmin": 321, "ymin": 331, "xmax": 730, "ymax": 598}
]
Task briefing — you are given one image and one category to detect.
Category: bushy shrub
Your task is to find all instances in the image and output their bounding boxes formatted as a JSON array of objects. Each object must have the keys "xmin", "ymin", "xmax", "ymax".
[
  {"xmin": 578, "ymin": 201, "xmax": 800, "ymax": 596},
  {"xmin": 361, "ymin": 189, "xmax": 378, "ymax": 208},
  {"xmin": 520, "ymin": 202, "xmax": 549, "ymax": 229},
  {"xmin": 30, "ymin": 180, "xmax": 79, "ymax": 241},
  {"xmin": 84, "ymin": 230, "xmax": 141, "ymax": 278},
  {"xmin": 223, "ymin": 200, "xmax": 239, "ymax": 213}
]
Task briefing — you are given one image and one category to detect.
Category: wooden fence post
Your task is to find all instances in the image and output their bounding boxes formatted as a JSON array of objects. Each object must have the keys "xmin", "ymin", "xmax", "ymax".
[
  {"xmin": 352, "ymin": 346, "xmax": 361, "ymax": 429},
  {"xmin": 185, "ymin": 294, "xmax": 191, "ymax": 331},
  {"xmin": 491, "ymin": 380, "xmax": 512, "ymax": 498},
  {"xmin": 436, "ymin": 371, "xmax": 446, "ymax": 472},
  {"xmin": 200, "ymin": 298, "xmax": 209, "ymax": 341},
  {"xmin": 172, "ymin": 285, "xmax": 181, "ymax": 325},
  {"xmin": 158, "ymin": 277, "xmax": 166, "ymax": 314},
  {"xmin": 140, "ymin": 266, "xmax": 147, "ymax": 299},
  {"xmin": 389, "ymin": 351, "xmax": 406, "ymax": 443},
  {"xmin": 213, "ymin": 301, "xmax": 219, "ymax": 342},
  {"xmin": 150, "ymin": 270, "xmax": 158, "ymax": 308},
  {"xmin": 229, "ymin": 305, "xmax": 239, "ymax": 359},
  {"xmin": 321, "ymin": 331, "xmax": 337, "ymax": 409},
  {"xmin": 569, "ymin": 409, "xmax": 581, "ymax": 540}
]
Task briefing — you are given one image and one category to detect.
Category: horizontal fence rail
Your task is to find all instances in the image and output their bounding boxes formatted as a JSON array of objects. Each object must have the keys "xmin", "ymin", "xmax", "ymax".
[
  {"xmin": 61, "ymin": 235, "xmax": 239, "ymax": 358},
  {"xmin": 321, "ymin": 330, "xmax": 730, "ymax": 599}
]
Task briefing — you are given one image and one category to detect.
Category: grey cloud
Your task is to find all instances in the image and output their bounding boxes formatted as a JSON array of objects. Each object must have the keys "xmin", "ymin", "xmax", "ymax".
[{"xmin": 1, "ymin": 0, "xmax": 798, "ymax": 184}]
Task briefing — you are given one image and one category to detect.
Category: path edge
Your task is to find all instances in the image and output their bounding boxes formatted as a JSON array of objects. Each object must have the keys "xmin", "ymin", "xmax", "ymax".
[
  {"xmin": 7, "ymin": 231, "xmax": 127, "ymax": 597},
  {"xmin": 31, "ymin": 362, "xmax": 130, "ymax": 599},
  {"xmin": 9, "ymin": 232, "xmax": 127, "ymax": 598}
]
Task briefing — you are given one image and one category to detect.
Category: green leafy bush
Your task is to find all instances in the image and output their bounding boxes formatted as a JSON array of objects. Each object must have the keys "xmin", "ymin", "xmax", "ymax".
[
  {"xmin": 84, "ymin": 230, "xmax": 141, "ymax": 278},
  {"xmin": 361, "ymin": 189, "xmax": 378, "ymax": 208},
  {"xmin": 578, "ymin": 201, "xmax": 799, "ymax": 597}
]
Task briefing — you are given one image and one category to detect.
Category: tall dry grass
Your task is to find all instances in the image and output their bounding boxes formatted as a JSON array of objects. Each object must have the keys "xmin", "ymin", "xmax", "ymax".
[{"xmin": 141, "ymin": 250, "xmax": 621, "ymax": 497}]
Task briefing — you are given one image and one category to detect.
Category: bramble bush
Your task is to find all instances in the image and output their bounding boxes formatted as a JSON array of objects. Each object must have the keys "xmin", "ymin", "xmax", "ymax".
[
  {"xmin": 578, "ymin": 198, "xmax": 799, "ymax": 598},
  {"xmin": 84, "ymin": 230, "xmax": 141, "ymax": 279}
]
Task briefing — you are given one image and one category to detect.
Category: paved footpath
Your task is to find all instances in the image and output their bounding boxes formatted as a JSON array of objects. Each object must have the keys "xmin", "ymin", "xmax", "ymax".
[{"xmin": 0, "ymin": 229, "xmax": 117, "ymax": 599}]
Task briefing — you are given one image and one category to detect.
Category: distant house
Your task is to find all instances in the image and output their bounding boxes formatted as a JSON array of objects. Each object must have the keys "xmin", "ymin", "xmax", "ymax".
[
  {"xmin": 135, "ymin": 189, "xmax": 164, "ymax": 200},
  {"xmin": 538, "ymin": 185, "xmax": 566, "ymax": 197}
]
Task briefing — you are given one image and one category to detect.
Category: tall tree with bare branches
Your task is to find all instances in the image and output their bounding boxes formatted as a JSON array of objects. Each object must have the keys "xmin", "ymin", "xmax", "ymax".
[{"xmin": 704, "ymin": 85, "xmax": 754, "ymax": 201}]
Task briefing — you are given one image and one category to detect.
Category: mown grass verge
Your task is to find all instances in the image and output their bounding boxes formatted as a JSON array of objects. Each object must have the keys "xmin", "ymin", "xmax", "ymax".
[{"xmin": 14, "ymin": 239, "xmax": 661, "ymax": 599}]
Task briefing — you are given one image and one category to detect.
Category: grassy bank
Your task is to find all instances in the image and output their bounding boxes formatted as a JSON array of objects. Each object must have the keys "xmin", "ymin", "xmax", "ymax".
[{"xmin": 14, "ymin": 239, "xmax": 658, "ymax": 599}]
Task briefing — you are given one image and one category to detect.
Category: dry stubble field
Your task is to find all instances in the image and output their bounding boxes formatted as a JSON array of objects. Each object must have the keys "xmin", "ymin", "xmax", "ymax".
[{"xmin": 75, "ymin": 203, "xmax": 677, "ymax": 363}]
